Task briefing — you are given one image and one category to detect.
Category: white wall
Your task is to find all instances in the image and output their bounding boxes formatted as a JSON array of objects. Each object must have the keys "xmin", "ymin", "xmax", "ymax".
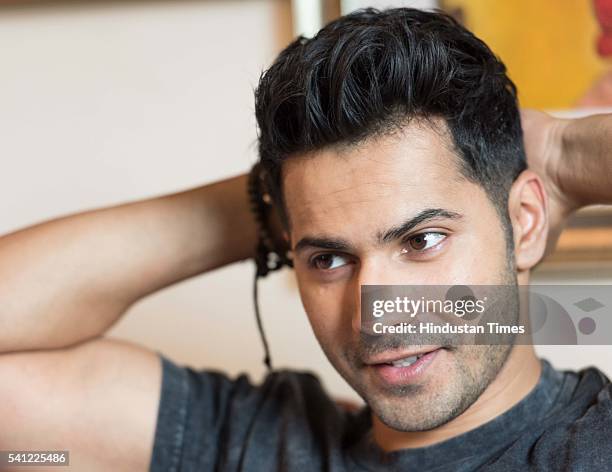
[
  {"xmin": 1, "ymin": 1, "xmax": 611, "ymax": 404},
  {"xmin": 341, "ymin": 0, "xmax": 438, "ymax": 14},
  {"xmin": 0, "ymin": 0, "xmax": 358, "ymax": 400}
]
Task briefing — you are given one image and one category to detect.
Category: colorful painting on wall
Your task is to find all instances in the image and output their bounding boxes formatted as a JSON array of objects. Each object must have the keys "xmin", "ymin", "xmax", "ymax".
[{"xmin": 440, "ymin": 0, "xmax": 612, "ymax": 109}]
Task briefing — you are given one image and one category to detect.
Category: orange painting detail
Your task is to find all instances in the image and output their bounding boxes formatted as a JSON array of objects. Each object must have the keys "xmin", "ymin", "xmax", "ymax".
[{"xmin": 441, "ymin": 0, "xmax": 612, "ymax": 109}]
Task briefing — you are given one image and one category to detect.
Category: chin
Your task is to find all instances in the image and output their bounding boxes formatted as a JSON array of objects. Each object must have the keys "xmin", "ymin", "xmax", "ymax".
[
  {"xmin": 362, "ymin": 379, "xmax": 467, "ymax": 431},
  {"xmin": 369, "ymin": 392, "xmax": 471, "ymax": 432}
]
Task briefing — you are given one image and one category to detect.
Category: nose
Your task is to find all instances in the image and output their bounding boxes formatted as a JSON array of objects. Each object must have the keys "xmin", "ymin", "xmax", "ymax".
[{"xmin": 352, "ymin": 259, "xmax": 398, "ymax": 335}]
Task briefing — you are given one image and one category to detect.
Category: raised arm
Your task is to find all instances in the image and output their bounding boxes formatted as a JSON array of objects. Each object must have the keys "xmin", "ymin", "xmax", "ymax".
[
  {"xmin": 0, "ymin": 173, "xmax": 266, "ymax": 471},
  {"xmin": 521, "ymin": 110, "xmax": 612, "ymax": 254},
  {"xmin": 0, "ymin": 174, "xmax": 257, "ymax": 353},
  {"xmin": 555, "ymin": 112, "xmax": 612, "ymax": 206}
]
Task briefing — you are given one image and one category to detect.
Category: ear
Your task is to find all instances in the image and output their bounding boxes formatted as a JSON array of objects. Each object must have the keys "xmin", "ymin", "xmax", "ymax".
[{"xmin": 507, "ymin": 170, "xmax": 549, "ymax": 271}]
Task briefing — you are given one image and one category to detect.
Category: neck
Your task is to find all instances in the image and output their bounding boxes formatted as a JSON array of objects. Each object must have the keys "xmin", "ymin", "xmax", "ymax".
[{"xmin": 372, "ymin": 344, "xmax": 541, "ymax": 451}]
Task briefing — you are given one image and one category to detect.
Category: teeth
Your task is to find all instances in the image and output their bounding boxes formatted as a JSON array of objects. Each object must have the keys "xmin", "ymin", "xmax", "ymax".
[{"xmin": 391, "ymin": 355, "xmax": 418, "ymax": 367}]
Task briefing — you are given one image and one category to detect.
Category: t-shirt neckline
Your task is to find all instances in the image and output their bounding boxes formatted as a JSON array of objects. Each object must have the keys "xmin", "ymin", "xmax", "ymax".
[{"xmin": 348, "ymin": 358, "xmax": 566, "ymax": 471}]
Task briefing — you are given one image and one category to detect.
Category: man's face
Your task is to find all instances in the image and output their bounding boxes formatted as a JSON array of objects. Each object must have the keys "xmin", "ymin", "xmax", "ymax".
[{"xmin": 282, "ymin": 120, "xmax": 517, "ymax": 431}]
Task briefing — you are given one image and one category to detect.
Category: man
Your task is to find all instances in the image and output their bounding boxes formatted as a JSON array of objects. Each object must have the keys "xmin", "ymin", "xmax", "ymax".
[{"xmin": 1, "ymin": 7, "xmax": 611, "ymax": 472}]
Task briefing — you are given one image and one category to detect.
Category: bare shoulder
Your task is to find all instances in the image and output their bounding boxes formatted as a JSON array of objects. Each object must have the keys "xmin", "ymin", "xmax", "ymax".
[{"xmin": 0, "ymin": 337, "xmax": 162, "ymax": 472}]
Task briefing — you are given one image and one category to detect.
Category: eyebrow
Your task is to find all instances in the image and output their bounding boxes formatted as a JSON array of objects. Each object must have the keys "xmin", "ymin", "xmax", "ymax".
[
  {"xmin": 293, "ymin": 208, "xmax": 462, "ymax": 254},
  {"xmin": 378, "ymin": 208, "xmax": 462, "ymax": 244}
]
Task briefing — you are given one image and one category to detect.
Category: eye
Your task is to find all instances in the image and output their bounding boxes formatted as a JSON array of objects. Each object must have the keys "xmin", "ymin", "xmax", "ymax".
[
  {"xmin": 310, "ymin": 253, "xmax": 349, "ymax": 271},
  {"xmin": 403, "ymin": 232, "xmax": 446, "ymax": 253}
]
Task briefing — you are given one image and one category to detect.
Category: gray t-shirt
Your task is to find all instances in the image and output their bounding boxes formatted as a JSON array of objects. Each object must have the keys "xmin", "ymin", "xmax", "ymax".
[{"xmin": 150, "ymin": 356, "xmax": 612, "ymax": 471}]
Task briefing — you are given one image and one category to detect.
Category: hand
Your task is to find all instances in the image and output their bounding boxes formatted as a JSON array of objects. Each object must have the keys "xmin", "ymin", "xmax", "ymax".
[{"xmin": 520, "ymin": 109, "xmax": 580, "ymax": 256}]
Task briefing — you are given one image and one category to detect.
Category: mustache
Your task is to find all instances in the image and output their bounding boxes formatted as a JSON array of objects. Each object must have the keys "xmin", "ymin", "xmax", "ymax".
[{"xmin": 354, "ymin": 331, "xmax": 456, "ymax": 360}]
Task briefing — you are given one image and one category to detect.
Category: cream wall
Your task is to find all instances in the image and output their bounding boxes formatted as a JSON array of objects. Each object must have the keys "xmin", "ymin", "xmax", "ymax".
[{"xmin": 1, "ymin": 1, "xmax": 611, "ymax": 403}]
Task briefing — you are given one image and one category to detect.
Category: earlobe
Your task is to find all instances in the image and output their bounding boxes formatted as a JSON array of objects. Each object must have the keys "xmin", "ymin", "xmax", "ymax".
[{"xmin": 508, "ymin": 170, "xmax": 549, "ymax": 271}]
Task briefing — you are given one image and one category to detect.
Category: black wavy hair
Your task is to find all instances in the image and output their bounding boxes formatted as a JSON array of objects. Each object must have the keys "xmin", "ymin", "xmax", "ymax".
[{"xmin": 254, "ymin": 7, "xmax": 526, "ymax": 228}]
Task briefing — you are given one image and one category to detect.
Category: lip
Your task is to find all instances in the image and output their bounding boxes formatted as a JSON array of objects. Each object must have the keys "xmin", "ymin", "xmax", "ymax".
[
  {"xmin": 364, "ymin": 346, "xmax": 442, "ymax": 366},
  {"xmin": 366, "ymin": 347, "xmax": 444, "ymax": 387}
]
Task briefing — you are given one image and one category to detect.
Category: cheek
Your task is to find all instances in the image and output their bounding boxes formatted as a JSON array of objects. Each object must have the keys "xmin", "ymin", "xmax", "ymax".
[
  {"xmin": 465, "ymin": 230, "xmax": 508, "ymax": 280},
  {"xmin": 443, "ymin": 220, "xmax": 510, "ymax": 284},
  {"xmin": 295, "ymin": 273, "xmax": 351, "ymax": 340},
  {"xmin": 451, "ymin": 243, "xmax": 503, "ymax": 278}
]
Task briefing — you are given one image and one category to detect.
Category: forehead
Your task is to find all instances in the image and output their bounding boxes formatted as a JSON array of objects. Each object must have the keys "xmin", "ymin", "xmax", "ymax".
[{"xmin": 282, "ymin": 120, "xmax": 482, "ymax": 240}]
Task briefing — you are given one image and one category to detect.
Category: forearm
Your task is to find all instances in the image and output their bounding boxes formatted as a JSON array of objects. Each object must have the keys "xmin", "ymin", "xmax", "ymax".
[
  {"xmin": 0, "ymin": 174, "xmax": 257, "ymax": 353},
  {"xmin": 557, "ymin": 113, "xmax": 612, "ymax": 206}
]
